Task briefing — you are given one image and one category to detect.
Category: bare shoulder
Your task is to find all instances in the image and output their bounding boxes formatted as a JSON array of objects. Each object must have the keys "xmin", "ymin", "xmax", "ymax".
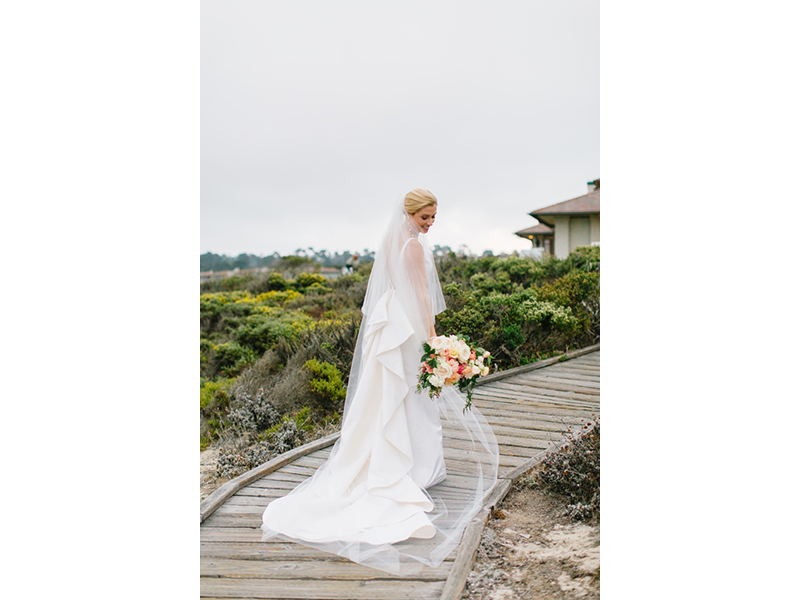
[{"xmin": 404, "ymin": 238, "xmax": 424, "ymax": 259}]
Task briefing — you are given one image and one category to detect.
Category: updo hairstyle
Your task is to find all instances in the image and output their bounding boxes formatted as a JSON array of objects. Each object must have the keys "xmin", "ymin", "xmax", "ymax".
[{"xmin": 404, "ymin": 189, "xmax": 438, "ymax": 215}]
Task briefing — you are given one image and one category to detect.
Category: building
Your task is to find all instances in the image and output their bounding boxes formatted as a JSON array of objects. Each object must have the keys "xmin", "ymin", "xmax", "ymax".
[{"xmin": 515, "ymin": 179, "xmax": 600, "ymax": 259}]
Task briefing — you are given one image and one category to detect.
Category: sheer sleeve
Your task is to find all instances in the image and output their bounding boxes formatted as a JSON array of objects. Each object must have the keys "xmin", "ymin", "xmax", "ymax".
[{"xmin": 404, "ymin": 238, "xmax": 435, "ymax": 338}]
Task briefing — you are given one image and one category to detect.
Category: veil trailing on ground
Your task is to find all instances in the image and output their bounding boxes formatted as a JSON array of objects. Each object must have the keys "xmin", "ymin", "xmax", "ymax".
[{"xmin": 261, "ymin": 196, "xmax": 499, "ymax": 575}]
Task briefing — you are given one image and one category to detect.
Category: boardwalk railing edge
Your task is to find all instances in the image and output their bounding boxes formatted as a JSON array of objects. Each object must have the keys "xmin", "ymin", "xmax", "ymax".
[{"xmin": 200, "ymin": 431, "xmax": 341, "ymax": 523}]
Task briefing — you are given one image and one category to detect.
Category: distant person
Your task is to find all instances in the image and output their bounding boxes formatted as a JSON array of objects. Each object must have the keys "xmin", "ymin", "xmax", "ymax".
[{"xmin": 342, "ymin": 253, "xmax": 359, "ymax": 275}]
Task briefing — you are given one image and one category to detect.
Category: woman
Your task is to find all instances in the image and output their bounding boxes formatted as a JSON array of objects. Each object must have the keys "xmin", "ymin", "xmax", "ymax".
[{"xmin": 261, "ymin": 189, "xmax": 499, "ymax": 575}]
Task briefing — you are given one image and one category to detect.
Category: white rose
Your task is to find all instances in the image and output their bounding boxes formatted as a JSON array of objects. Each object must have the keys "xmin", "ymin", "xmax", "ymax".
[
  {"xmin": 446, "ymin": 340, "xmax": 460, "ymax": 359},
  {"xmin": 429, "ymin": 336, "xmax": 446, "ymax": 350},
  {"xmin": 433, "ymin": 362, "xmax": 453, "ymax": 382},
  {"xmin": 481, "ymin": 366, "xmax": 489, "ymax": 376},
  {"xmin": 457, "ymin": 343, "xmax": 471, "ymax": 362},
  {"xmin": 428, "ymin": 375, "xmax": 444, "ymax": 388}
]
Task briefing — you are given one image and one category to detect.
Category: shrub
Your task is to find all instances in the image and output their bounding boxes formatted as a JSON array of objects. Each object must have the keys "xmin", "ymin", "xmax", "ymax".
[
  {"xmin": 215, "ymin": 407, "xmax": 321, "ymax": 479},
  {"xmin": 200, "ymin": 378, "xmax": 235, "ymax": 449},
  {"xmin": 266, "ymin": 272, "xmax": 289, "ymax": 291},
  {"xmin": 203, "ymin": 341, "xmax": 258, "ymax": 380},
  {"xmin": 215, "ymin": 434, "xmax": 273, "ymax": 480},
  {"xmin": 436, "ymin": 287, "xmax": 581, "ymax": 368},
  {"xmin": 566, "ymin": 245, "xmax": 600, "ymax": 272},
  {"xmin": 232, "ymin": 312, "xmax": 308, "ymax": 356},
  {"xmin": 227, "ymin": 388, "xmax": 280, "ymax": 432},
  {"xmin": 532, "ymin": 419, "xmax": 600, "ymax": 521},
  {"xmin": 304, "ymin": 359, "xmax": 347, "ymax": 407},
  {"xmin": 200, "ymin": 273, "xmax": 256, "ymax": 293},
  {"xmin": 537, "ymin": 271, "xmax": 600, "ymax": 343},
  {"xmin": 293, "ymin": 272, "xmax": 328, "ymax": 291},
  {"xmin": 232, "ymin": 316, "xmax": 360, "ymax": 417}
]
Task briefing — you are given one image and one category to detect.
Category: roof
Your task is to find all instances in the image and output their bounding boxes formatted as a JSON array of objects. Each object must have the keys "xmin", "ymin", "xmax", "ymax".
[
  {"xmin": 529, "ymin": 189, "xmax": 600, "ymax": 227},
  {"xmin": 514, "ymin": 223, "xmax": 553, "ymax": 238}
]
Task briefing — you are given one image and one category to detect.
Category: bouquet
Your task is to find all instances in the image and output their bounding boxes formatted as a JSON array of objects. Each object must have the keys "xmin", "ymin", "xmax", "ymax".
[{"xmin": 416, "ymin": 334, "xmax": 492, "ymax": 411}]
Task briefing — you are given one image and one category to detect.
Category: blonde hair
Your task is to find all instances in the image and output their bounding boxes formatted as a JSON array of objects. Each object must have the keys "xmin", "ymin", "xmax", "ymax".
[{"xmin": 404, "ymin": 188, "xmax": 438, "ymax": 215}]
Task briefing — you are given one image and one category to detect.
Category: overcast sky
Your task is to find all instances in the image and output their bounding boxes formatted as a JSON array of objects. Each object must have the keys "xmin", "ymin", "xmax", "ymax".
[{"xmin": 201, "ymin": 0, "xmax": 599, "ymax": 257}]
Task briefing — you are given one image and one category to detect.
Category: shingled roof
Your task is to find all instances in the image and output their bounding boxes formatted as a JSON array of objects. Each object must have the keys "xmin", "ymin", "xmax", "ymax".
[
  {"xmin": 529, "ymin": 189, "xmax": 600, "ymax": 227},
  {"xmin": 514, "ymin": 223, "xmax": 553, "ymax": 239}
]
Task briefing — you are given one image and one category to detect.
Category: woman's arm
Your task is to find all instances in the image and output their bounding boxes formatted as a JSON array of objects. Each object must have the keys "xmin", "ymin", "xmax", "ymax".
[{"xmin": 405, "ymin": 239, "xmax": 436, "ymax": 338}]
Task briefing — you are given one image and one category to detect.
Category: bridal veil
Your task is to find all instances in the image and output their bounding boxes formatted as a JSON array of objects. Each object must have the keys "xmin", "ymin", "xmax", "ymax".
[{"xmin": 261, "ymin": 195, "xmax": 499, "ymax": 575}]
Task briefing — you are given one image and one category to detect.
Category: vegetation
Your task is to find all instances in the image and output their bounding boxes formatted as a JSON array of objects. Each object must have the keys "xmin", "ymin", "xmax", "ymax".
[
  {"xmin": 200, "ymin": 246, "xmax": 600, "ymax": 478},
  {"xmin": 518, "ymin": 418, "xmax": 600, "ymax": 521}
]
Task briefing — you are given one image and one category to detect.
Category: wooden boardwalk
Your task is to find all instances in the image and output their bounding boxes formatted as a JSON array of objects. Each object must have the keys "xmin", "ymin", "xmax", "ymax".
[{"xmin": 200, "ymin": 345, "xmax": 600, "ymax": 600}]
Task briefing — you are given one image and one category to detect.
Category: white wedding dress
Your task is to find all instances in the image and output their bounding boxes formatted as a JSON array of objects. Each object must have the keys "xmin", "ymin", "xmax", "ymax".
[{"xmin": 261, "ymin": 199, "xmax": 499, "ymax": 575}]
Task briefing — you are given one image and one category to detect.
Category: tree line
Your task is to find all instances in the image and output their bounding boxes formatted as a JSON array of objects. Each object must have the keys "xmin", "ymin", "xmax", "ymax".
[{"xmin": 200, "ymin": 245, "xmax": 491, "ymax": 272}]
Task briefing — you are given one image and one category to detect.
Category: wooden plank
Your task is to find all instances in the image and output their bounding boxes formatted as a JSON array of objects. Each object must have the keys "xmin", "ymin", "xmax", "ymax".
[
  {"xmin": 248, "ymin": 479, "xmax": 302, "ymax": 490},
  {"xmin": 509, "ymin": 371, "xmax": 600, "ymax": 387},
  {"xmin": 442, "ymin": 446, "xmax": 530, "ymax": 467},
  {"xmin": 479, "ymin": 380, "xmax": 599, "ymax": 398},
  {"xmin": 275, "ymin": 465, "xmax": 318, "ymax": 477},
  {"xmin": 200, "ymin": 576, "xmax": 446, "ymax": 599},
  {"xmin": 201, "ymin": 541, "xmax": 358, "ymax": 561},
  {"xmin": 474, "ymin": 404, "xmax": 589, "ymax": 424},
  {"xmin": 473, "ymin": 387, "xmax": 600, "ymax": 408},
  {"xmin": 479, "ymin": 398, "xmax": 599, "ymax": 424},
  {"xmin": 201, "ymin": 527, "xmax": 267, "ymax": 542},
  {"xmin": 203, "ymin": 513, "xmax": 265, "ymax": 528},
  {"xmin": 444, "ymin": 422, "xmax": 570, "ymax": 444},
  {"xmin": 515, "ymin": 373, "xmax": 600, "ymax": 390},
  {"xmin": 521, "ymin": 367, "xmax": 600, "ymax": 382},
  {"xmin": 447, "ymin": 436, "xmax": 552, "ymax": 457},
  {"xmin": 486, "ymin": 379, "xmax": 599, "ymax": 401},
  {"xmin": 255, "ymin": 471, "xmax": 310, "ymax": 484},
  {"xmin": 473, "ymin": 345, "xmax": 599, "ymax": 386},
  {"xmin": 293, "ymin": 455, "xmax": 327, "ymax": 467},
  {"xmin": 471, "ymin": 393, "xmax": 599, "ymax": 415},
  {"xmin": 470, "ymin": 413, "xmax": 582, "ymax": 432},
  {"xmin": 213, "ymin": 504, "xmax": 270, "ymax": 516},
  {"xmin": 200, "ymin": 557, "xmax": 451, "ymax": 581},
  {"xmin": 200, "ymin": 542, "xmax": 454, "ymax": 565},
  {"xmin": 224, "ymin": 495, "xmax": 280, "ymax": 507},
  {"xmin": 550, "ymin": 363, "xmax": 600, "ymax": 374}
]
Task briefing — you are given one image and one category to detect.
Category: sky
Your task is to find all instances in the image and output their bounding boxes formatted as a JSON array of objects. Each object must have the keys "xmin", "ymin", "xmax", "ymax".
[{"xmin": 201, "ymin": 0, "xmax": 599, "ymax": 257}]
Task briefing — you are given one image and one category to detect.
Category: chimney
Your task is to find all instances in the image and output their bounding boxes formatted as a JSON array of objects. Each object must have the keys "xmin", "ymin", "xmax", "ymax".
[{"xmin": 587, "ymin": 178, "xmax": 600, "ymax": 192}]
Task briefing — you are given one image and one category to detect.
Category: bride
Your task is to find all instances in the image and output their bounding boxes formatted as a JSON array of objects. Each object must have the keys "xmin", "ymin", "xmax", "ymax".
[{"xmin": 261, "ymin": 189, "xmax": 499, "ymax": 575}]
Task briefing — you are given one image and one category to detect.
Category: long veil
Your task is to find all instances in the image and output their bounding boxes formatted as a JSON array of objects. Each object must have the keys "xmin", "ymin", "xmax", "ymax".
[{"xmin": 261, "ymin": 196, "xmax": 499, "ymax": 575}]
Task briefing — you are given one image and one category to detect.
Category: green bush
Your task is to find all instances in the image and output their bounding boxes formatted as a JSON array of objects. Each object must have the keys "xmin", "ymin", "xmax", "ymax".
[
  {"xmin": 200, "ymin": 273, "xmax": 256, "ymax": 293},
  {"xmin": 293, "ymin": 272, "xmax": 328, "ymax": 291},
  {"xmin": 304, "ymin": 359, "xmax": 347, "ymax": 407},
  {"xmin": 266, "ymin": 272, "xmax": 289, "ymax": 291},
  {"xmin": 566, "ymin": 245, "xmax": 600, "ymax": 272},
  {"xmin": 537, "ymin": 271, "xmax": 600, "ymax": 342},
  {"xmin": 437, "ymin": 285, "xmax": 582, "ymax": 368},
  {"xmin": 535, "ymin": 420, "xmax": 600, "ymax": 521},
  {"xmin": 200, "ymin": 377, "xmax": 236, "ymax": 449},
  {"xmin": 204, "ymin": 341, "xmax": 258, "ymax": 379}
]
